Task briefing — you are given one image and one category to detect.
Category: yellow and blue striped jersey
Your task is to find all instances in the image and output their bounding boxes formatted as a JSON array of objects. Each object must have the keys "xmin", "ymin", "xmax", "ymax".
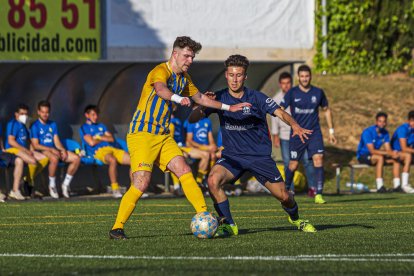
[{"xmin": 129, "ymin": 62, "xmax": 198, "ymax": 135}]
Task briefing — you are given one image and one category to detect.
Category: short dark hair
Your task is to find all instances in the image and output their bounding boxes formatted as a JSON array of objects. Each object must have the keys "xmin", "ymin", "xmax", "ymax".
[
  {"xmin": 408, "ymin": 110, "xmax": 414, "ymax": 120},
  {"xmin": 84, "ymin": 104, "xmax": 99, "ymax": 114},
  {"xmin": 16, "ymin": 103, "xmax": 29, "ymax": 113},
  {"xmin": 173, "ymin": 36, "xmax": 202, "ymax": 54},
  {"xmin": 37, "ymin": 100, "xmax": 50, "ymax": 110},
  {"xmin": 224, "ymin": 55, "xmax": 250, "ymax": 71},
  {"xmin": 298, "ymin": 64, "xmax": 312, "ymax": 75},
  {"xmin": 376, "ymin": 112, "xmax": 388, "ymax": 120},
  {"xmin": 279, "ymin": 72, "xmax": 292, "ymax": 82}
]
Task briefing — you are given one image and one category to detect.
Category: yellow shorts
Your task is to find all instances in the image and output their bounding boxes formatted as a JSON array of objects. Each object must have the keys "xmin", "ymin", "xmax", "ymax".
[
  {"xmin": 127, "ymin": 132, "xmax": 183, "ymax": 173},
  {"xmin": 5, "ymin": 148, "xmax": 20, "ymax": 155},
  {"xmin": 180, "ymin": 146, "xmax": 192, "ymax": 154},
  {"xmin": 94, "ymin": 146, "xmax": 127, "ymax": 164}
]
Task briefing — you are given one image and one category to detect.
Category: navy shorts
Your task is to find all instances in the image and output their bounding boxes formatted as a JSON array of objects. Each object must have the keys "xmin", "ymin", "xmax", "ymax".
[
  {"xmin": 357, "ymin": 154, "xmax": 372, "ymax": 165},
  {"xmin": 289, "ymin": 130, "xmax": 324, "ymax": 161},
  {"xmin": 0, "ymin": 152, "xmax": 16, "ymax": 168},
  {"xmin": 217, "ymin": 154, "xmax": 283, "ymax": 185}
]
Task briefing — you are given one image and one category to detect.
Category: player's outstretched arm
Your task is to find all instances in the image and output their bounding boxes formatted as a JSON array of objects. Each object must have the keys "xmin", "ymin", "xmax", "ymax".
[
  {"xmin": 191, "ymin": 92, "xmax": 251, "ymax": 112},
  {"xmin": 274, "ymin": 108, "xmax": 312, "ymax": 144},
  {"xmin": 322, "ymin": 107, "xmax": 337, "ymax": 144},
  {"xmin": 154, "ymin": 82, "xmax": 192, "ymax": 107}
]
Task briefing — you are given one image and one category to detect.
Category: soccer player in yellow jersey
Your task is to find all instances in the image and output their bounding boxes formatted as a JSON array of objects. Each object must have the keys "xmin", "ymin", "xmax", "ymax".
[{"xmin": 109, "ymin": 36, "xmax": 251, "ymax": 239}]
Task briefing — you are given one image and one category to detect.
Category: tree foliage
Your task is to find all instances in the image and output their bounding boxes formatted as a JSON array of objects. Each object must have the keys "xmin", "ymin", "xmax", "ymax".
[{"xmin": 314, "ymin": 0, "xmax": 414, "ymax": 75}]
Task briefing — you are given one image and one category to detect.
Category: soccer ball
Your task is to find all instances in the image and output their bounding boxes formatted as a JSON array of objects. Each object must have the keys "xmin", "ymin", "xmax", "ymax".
[{"xmin": 190, "ymin": 212, "xmax": 218, "ymax": 239}]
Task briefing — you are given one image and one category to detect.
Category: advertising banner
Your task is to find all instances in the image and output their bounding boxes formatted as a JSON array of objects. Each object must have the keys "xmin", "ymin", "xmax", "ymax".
[{"xmin": 0, "ymin": 0, "xmax": 101, "ymax": 60}]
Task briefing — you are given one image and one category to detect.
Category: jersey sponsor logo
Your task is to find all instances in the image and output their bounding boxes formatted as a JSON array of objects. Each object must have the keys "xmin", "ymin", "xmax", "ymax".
[
  {"xmin": 242, "ymin": 106, "xmax": 251, "ymax": 115},
  {"xmin": 138, "ymin": 162, "xmax": 153, "ymax": 168},
  {"xmin": 311, "ymin": 96, "xmax": 317, "ymax": 103},
  {"xmin": 195, "ymin": 129, "xmax": 208, "ymax": 142},
  {"xmin": 290, "ymin": 151, "xmax": 297, "ymax": 159},
  {"xmin": 294, "ymin": 98, "xmax": 301, "ymax": 102},
  {"xmin": 225, "ymin": 122, "xmax": 254, "ymax": 131},
  {"xmin": 294, "ymin": 107, "xmax": 314, "ymax": 114}
]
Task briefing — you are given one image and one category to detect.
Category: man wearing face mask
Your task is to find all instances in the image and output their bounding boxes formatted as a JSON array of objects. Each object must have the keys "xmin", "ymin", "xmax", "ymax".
[
  {"xmin": 357, "ymin": 112, "xmax": 400, "ymax": 193},
  {"xmin": 5, "ymin": 104, "xmax": 49, "ymax": 194}
]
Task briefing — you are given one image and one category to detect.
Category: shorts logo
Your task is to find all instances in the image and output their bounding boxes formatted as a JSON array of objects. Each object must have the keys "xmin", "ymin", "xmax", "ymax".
[
  {"xmin": 266, "ymin": 98, "xmax": 273, "ymax": 103},
  {"xmin": 311, "ymin": 96, "xmax": 317, "ymax": 103},
  {"xmin": 217, "ymin": 158, "xmax": 225, "ymax": 164},
  {"xmin": 138, "ymin": 162, "xmax": 153, "ymax": 168},
  {"xmin": 242, "ymin": 106, "xmax": 251, "ymax": 115},
  {"xmin": 290, "ymin": 151, "xmax": 297, "ymax": 159},
  {"xmin": 274, "ymin": 176, "xmax": 281, "ymax": 181},
  {"xmin": 317, "ymin": 149, "xmax": 324, "ymax": 153}
]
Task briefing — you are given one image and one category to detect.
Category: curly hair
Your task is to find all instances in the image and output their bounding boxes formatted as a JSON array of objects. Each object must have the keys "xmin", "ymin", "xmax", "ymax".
[
  {"xmin": 173, "ymin": 36, "xmax": 202, "ymax": 54},
  {"xmin": 224, "ymin": 55, "xmax": 250, "ymax": 71}
]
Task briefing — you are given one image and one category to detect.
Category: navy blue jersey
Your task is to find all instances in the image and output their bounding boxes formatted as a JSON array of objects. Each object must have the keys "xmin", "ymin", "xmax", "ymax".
[
  {"xmin": 280, "ymin": 85, "xmax": 328, "ymax": 131},
  {"xmin": 205, "ymin": 87, "xmax": 279, "ymax": 156}
]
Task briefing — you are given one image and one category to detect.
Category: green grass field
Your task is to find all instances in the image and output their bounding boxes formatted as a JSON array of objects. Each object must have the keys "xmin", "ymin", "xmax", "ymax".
[{"xmin": 0, "ymin": 193, "xmax": 413, "ymax": 275}]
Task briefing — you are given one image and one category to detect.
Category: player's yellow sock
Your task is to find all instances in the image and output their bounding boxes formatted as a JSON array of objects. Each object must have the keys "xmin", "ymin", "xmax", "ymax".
[
  {"xmin": 195, "ymin": 170, "xmax": 208, "ymax": 184},
  {"xmin": 112, "ymin": 185, "xmax": 143, "ymax": 230},
  {"xmin": 171, "ymin": 173, "xmax": 180, "ymax": 190},
  {"xmin": 210, "ymin": 160, "xmax": 215, "ymax": 169},
  {"xmin": 235, "ymin": 179, "xmax": 241, "ymax": 185},
  {"xmin": 111, "ymin": 182, "xmax": 119, "ymax": 191},
  {"xmin": 180, "ymin": 172, "xmax": 207, "ymax": 213},
  {"xmin": 28, "ymin": 158, "xmax": 49, "ymax": 182}
]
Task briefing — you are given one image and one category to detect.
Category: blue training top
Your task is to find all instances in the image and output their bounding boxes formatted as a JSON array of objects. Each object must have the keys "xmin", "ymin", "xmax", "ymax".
[
  {"xmin": 204, "ymin": 87, "xmax": 279, "ymax": 156},
  {"xmin": 280, "ymin": 85, "xmax": 328, "ymax": 131},
  {"xmin": 30, "ymin": 119, "xmax": 58, "ymax": 148},
  {"xmin": 5, "ymin": 119, "xmax": 29, "ymax": 149},
  {"xmin": 391, "ymin": 123, "xmax": 414, "ymax": 151},
  {"xmin": 80, "ymin": 122, "xmax": 110, "ymax": 156},
  {"xmin": 170, "ymin": 117, "xmax": 185, "ymax": 145},
  {"xmin": 357, "ymin": 125, "xmax": 390, "ymax": 158},
  {"xmin": 184, "ymin": 117, "xmax": 213, "ymax": 146}
]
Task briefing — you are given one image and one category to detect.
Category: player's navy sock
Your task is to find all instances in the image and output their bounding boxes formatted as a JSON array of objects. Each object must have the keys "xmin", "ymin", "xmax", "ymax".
[
  {"xmin": 215, "ymin": 199, "xmax": 235, "ymax": 225},
  {"xmin": 284, "ymin": 167, "xmax": 295, "ymax": 191},
  {"xmin": 282, "ymin": 201, "xmax": 299, "ymax": 221},
  {"xmin": 315, "ymin": 166, "xmax": 325, "ymax": 194}
]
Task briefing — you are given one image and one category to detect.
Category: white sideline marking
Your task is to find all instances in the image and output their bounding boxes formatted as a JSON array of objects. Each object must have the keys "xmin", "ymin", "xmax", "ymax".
[{"xmin": 0, "ymin": 253, "xmax": 413, "ymax": 262}]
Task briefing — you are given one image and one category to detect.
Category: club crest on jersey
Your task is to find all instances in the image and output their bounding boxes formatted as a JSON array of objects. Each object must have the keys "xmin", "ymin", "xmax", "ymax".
[
  {"xmin": 242, "ymin": 106, "xmax": 251, "ymax": 115},
  {"xmin": 311, "ymin": 96, "xmax": 317, "ymax": 103},
  {"xmin": 49, "ymin": 128, "xmax": 53, "ymax": 132}
]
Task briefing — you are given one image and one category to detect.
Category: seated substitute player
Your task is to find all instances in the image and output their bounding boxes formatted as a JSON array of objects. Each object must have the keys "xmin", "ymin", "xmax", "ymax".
[
  {"xmin": 109, "ymin": 36, "xmax": 250, "ymax": 240},
  {"xmin": 5, "ymin": 104, "xmax": 49, "ymax": 192},
  {"xmin": 357, "ymin": 112, "xmax": 401, "ymax": 193},
  {"xmin": 189, "ymin": 54, "xmax": 316, "ymax": 236},
  {"xmin": 390, "ymin": 110, "xmax": 414, "ymax": 193},
  {"xmin": 30, "ymin": 101, "xmax": 81, "ymax": 198},
  {"xmin": 169, "ymin": 114, "xmax": 210, "ymax": 196},
  {"xmin": 81, "ymin": 105, "xmax": 130, "ymax": 198},
  {"xmin": 280, "ymin": 65, "xmax": 336, "ymax": 204},
  {"xmin": 0, "ymin": 123, "xmax": 25, "ymax": 200},
  {"xmin": 184, "ymin": 117, "xmax": 217, "ymax": 184}
]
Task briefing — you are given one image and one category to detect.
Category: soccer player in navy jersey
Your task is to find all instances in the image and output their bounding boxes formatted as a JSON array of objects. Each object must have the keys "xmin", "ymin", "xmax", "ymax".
[
  {"xmin": 390, "ymin": 110, "xmax": 414, "ymax": 193},
  {"xmin": 280, "ymin": 65, "xmax": 336, "ymax": 204},
  {"xmin": 189, "ymin": 55, "xmax": 316, "ymax": 236},
  {"xmin": 31, "ymin": 101, "xmax": 81, "ymax": 198}
]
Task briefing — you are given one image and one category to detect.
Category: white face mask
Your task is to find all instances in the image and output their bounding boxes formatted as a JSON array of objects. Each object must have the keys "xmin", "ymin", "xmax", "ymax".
[{"xmin": 18, "ymin": 114, "xmax": 28, "ymax": 124}]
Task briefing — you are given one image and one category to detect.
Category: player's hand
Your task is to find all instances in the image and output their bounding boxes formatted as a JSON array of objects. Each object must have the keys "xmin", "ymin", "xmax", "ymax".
[
  {"xmin": 329, "ymin": 134, "xmax": 337, "ymax": 145},
  {"xmin": 291, "ymin": 124, "xmax": 312, "ymax": 144},
  {"xmin": 179, "ymin": 97, "xmax": 191, "ymax": 107},
  {"xmin": 51, "ymin": 148, "xmax": 60, "ymax": 156},
  {"xmin": 273, "ymin": 136, "xmax": 281, "ymax": 148},
  {"xmin": 60, "ymin": 149, "xmax": 68, "ymax": 161},
  {"xmin": 229, "ymin": 102, "xmax": 252, "ymax": 112},
  {"xmin": 391, "ymin": 150, "xmax": 399, "ymax": 159},
  {"xmin": 204, "ymin": 91, "xmax": 216, "ymax": 100},
  {"xmin": 209, "ymin": 144, "xmax": 218, "ymax": 153},
  {"xmin": 25, "ymin": 149, "xmax": 34, "ymax": 156}
]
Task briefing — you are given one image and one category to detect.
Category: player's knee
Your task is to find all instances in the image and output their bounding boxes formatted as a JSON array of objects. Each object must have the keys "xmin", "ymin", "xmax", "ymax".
[
  {"xmin": 49, "ymin": 155, "xmax": 59, "ymax": 165},
  {"xmin": 14, "ymin": 157, "xmax": 23, "ymax": 167},
  {"xmin": 73, "ymin": 154, "xmax": 81, "ymax": 164},
  {"xmin": 132, "ymin": 172, "xmax": 151, "ymax": 191},
  {"xmin": 107, "ymin": 155, "xmax": 117, "ymax": 165},
  {"xmin": 201, "ymin": 151, "xmax": 209, "ymax": 160},
  {"xmin": 207, "ymin": 174, "xmax": 220, "ymax": 190}
]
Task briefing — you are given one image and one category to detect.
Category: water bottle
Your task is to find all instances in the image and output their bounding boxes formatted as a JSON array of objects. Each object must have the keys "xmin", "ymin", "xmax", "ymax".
[{"xmin": 346, "ymin": 182, "xmax": 369, "ymax": 192}]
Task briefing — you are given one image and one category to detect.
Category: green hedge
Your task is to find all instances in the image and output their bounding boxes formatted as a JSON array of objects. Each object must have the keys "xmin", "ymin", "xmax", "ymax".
[{"xmin": 314, "ymin": 0, "xmax": 414, "ymax": 75}]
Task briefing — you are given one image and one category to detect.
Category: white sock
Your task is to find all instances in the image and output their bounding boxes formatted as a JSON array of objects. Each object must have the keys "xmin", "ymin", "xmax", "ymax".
[
  {"xmin": 49, "ymin": 176, "xmax": 56, "ymax": 188},
  {"xmin": 173, "ymin": 184, "xmax": 180, "ymax": 190},
  {"xmin": 393, "ymin": 178, "xmax": 401, "ymax": 189},
  {"xmin": 63, "ymin": 174, "xmax": 74, "ymax": 187},
  {"xmin": 376, "ymin": 178, "xmax": 384, "ymax": 190},
  {"xmin": 402, "ymin": 172, "xmax": 410, "ymax": 187}
]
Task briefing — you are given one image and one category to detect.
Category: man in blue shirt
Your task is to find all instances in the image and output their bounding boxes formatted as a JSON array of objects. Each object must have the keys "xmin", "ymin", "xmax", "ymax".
[
  {"xmin": 5, "ymin": 104, "xmax": 49, "ymax": 194},
  {"xmin": 31, "ymin": 101, "xmax": 81, "ymax": 199},
  {"xmin": 357, "ymin": 112, "xmax": 400, "ymax": 193},
  {"xmin": 390, "ymin": 110, "xmax": 414, "ymax": 193},
  {"xmin": 81, "ymin": 105, "xmax": 131, "ymax": 198},
  {"xmin": 280, "ymin": 65, "xmax": 336, "ymax": 204},
  {"xmin": 189, "ymin": 55, "xmax": 316, "ymax": 236}
]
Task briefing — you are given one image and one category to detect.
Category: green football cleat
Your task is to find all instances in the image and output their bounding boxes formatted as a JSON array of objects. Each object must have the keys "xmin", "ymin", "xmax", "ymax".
[
  {"xmin": 288, "ymin": 217, "xmax": 317, "ymax": 233},
  {"xmin": 314, "ymin": 194, "xmax": 327, "ymax": 204},
  {"xmin": 214, "ymin": 223, "xmax": 238, "ymax": 237}
]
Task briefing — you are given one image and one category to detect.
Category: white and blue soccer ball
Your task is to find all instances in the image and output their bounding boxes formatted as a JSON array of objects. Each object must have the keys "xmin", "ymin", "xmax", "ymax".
[{"xmin": 190, "ymin": 212, "xmax": 218, "ymax": 239}]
